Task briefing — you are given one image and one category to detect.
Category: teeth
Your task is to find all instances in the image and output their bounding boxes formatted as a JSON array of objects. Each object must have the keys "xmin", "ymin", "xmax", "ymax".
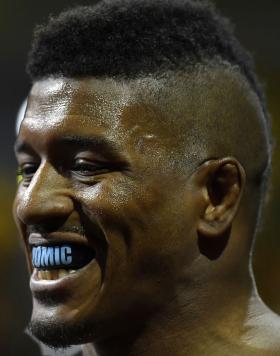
[
  {"xmin": 51, "ymin": 269, "xmax": 59, "ymax": 280},
  {"xmin": 35, "ymin": 268, "xmax": 77, "ymax": 281},
  {"xmin": 45, "ymin": 271, "xmax": 51, "ymax": 280},
  {"xmin": 58, "ymin": 269, "xmax": 68, "ymax": 279}
]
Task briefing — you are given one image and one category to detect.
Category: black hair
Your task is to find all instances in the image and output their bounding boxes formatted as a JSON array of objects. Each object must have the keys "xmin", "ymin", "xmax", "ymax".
[{"xmin": 27, "ymin": 0, "xmax": 264, "ymax": 104}]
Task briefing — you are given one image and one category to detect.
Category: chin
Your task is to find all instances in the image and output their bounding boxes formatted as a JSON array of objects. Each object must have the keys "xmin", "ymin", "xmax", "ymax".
[
  {"xmin": 27, "ymin": 314, "xmax": 96, "ymax": 349},
  {"xmin": 28, "ymin": 293, "xmax": 119, "ymax": 350},
  {"xmin": 28, "ymin": 295, "xmax": 100, "ymax": 349}
]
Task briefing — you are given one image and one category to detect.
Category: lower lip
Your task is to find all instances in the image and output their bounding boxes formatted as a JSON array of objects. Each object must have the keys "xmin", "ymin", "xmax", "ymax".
[{"xmin": 30, "ymin": 258, "xmax": 98, "ymax": 295}]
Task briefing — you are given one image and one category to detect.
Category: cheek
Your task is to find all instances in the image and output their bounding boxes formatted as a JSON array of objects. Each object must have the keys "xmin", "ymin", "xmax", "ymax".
[
  {"xmin": 74, "ymin": 179, "xmax": 194, "ymax": 312},
  {"xmin": 76, "ymin": 178, "xmax": 164, "ymax": 274},
  {"xmin": 76, "ymin": 179, "xmax": 146, "ymax": 258},
  {"xmin": 13, "ymin": 189, "xmax": 27, "ymax": 239},
  {"xmin": 13, "ymin": 194, "xmax": 32, "ymax": 272},
  {"xmin": 76, "ymin": 176, "xmax": 148, "ymax": 223},
  {"xmin": 77, "ymin": 175, "xmax": 191, "ymax": 255},
  {"xmin": 13, "ymin": 187, "xmax": 23, "ymax": 220}
]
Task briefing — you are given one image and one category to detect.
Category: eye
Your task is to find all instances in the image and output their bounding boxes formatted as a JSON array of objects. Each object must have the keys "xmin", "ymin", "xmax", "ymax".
[
  {"xmin": 71, "ymin": 158, "xmax": 109, "ymax": 177},
  {"xmin": 17, "ymin": 163, "xmax": 38, "ymax": 184}
]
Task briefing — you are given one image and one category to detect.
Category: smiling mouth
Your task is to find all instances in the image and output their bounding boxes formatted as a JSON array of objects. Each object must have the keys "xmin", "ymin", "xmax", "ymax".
[{"xmin": 30, "ymin": 242, "xmax": 96, "ymax": 281}]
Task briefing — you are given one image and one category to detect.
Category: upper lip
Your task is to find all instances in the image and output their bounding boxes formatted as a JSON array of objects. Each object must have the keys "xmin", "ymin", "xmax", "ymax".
[{"xmin": 28, "ymin": 232, "xmax": 92, "ymax": 247}]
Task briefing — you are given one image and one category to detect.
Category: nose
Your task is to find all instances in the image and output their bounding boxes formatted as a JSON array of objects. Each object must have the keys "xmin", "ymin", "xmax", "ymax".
[{"xmin": 16, "ymin": 161, "xmax": 74, "ymax": 226}]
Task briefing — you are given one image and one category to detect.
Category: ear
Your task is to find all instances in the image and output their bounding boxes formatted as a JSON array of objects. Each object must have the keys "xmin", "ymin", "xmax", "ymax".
[{"xmin": 192, "ymin": 157, "xmax": 246, "ymax": 258}]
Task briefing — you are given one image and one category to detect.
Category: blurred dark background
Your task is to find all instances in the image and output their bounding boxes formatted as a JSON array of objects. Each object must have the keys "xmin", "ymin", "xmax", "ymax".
[{"xmin": 0, "ymin": 0, "xmax": 279, "ymax": 354}]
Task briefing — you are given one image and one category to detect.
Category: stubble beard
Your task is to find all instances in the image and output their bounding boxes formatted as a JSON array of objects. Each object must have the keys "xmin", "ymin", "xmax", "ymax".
[{"xmin": 27, "ymin": 315, "xmax": 96, "ymax": 350}]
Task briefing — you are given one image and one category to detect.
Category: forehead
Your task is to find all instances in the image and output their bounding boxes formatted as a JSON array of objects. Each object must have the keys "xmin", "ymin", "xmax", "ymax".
[
  {"xmin": 20, "ymin": 69, "xmax": 261, "ymax": 165},
  {"xmin": 23, "ymin": 68, "xmax": 252, "ymax": 137},
  {"xmin": 22, "ymin": 77, "xmax": 178, "ymax": 148}
]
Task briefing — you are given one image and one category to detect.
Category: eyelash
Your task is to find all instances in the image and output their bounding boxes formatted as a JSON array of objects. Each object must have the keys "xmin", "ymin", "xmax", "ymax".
[
  {"xmin": 71, "ymin": 160, "xmax": 110, "ymax": 177},
  {"xmin": 17, "ymin": 164, "xmax": 38, "ymax": 184},
  {"xmin": 16, "ymin": 160, "xmax": 110, "ymax": 184}
]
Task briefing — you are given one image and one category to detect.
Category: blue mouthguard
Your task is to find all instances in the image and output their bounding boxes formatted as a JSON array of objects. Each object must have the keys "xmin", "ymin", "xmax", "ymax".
[
  {"xmin": 32, "ymin": 245, "xmax": 73, "ymax": 269},
  {"xmin": 32, "ymin": 243, "xmax": 95, "ymax": 270}
]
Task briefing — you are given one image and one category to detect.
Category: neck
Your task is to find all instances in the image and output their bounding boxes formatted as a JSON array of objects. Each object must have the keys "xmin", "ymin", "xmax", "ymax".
[{"xmin": 82, "ymin": 256, "xmax": 262, "ymax": 356}]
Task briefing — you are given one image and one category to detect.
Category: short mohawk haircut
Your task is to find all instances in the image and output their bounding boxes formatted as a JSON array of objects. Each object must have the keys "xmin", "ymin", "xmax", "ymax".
[{"xmin": 27, "ymin": 0, "xmax": 264, "ymax": 104}]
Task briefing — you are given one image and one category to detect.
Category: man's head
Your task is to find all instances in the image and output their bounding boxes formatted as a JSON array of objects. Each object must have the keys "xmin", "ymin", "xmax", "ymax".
[{"xmin": 14, "ymin": 0, "xmax": 272, "ymax": 350}]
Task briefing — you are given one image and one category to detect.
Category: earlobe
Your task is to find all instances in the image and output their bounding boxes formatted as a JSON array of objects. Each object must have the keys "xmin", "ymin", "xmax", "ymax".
[{"xmin": 195, "ymin": 157, "xmax": 246, "ymax": 247}]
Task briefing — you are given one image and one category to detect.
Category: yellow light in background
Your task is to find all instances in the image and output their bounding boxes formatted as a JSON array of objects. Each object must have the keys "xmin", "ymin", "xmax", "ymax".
[{"xmin": 16, "ymin": 173, "xmax": 23, "ymax": 185}]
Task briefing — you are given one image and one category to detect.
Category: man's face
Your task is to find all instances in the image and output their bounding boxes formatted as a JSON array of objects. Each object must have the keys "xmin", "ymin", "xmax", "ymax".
[{"xmin": 13, "ymin": 77, "xmax": 198, "ymax": 346}]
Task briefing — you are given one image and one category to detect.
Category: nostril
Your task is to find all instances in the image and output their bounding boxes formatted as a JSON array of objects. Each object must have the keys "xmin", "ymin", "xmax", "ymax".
[{"xmin": 16, "ymin": 197, "xmax": 74, "ymax": 226}]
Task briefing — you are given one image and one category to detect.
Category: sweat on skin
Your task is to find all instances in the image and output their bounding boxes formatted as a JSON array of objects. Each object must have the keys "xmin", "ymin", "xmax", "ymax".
[{"xmin": 14, "ymin": 67, "xmax": 280, "ymax": 356}]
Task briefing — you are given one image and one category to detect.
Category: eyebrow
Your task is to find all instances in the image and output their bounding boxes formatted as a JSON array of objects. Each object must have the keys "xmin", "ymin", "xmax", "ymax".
[
  {"xmin": 60, "ymin": 134, "xmax": 121, "ymax": 152},
  {"xmin": 14, "ymin": 134, "xmax": 125, "ymax": 161},
  {"xmin": 14, "ymin": 140, "xmax": 34, "ymax": 154}
]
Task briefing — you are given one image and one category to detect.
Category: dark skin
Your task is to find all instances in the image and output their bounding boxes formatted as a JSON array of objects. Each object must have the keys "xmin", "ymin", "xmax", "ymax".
[{"xmin": 14, "ymin": 71, "xmax": 280, "ymax": 355}]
